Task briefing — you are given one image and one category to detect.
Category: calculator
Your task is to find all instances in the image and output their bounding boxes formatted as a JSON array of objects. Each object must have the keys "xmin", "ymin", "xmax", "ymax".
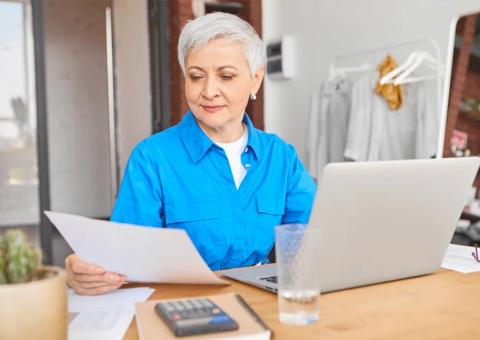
[{"xmin": 154, "ymin": 297, "xmax": 239, "ymax": 337}]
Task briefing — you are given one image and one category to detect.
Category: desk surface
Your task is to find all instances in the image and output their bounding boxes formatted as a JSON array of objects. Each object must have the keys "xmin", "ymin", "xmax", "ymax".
[{"xmin": 124, "ymin": 269, "xmax": 480, "ymax": 340}]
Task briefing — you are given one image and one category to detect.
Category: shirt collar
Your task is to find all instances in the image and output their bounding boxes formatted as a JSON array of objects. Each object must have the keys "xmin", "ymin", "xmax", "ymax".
[
  {"xmin": 243, "ymin": 113, "xmax": 261, "ymax": 160},
  {"xmin": 323, "ymin": 77, "xmax": 352, "ymax": 96},
  {"xmin": 179, "ymin": 111, "xmax": 261, "ymax": 163},
  {"xmin": 179, "ymin": 112, "xmax": 214, "ymax": 163}
]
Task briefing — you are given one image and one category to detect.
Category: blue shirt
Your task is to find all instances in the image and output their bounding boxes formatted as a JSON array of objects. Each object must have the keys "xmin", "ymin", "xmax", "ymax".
[{"xmin": 111, "ymin": 112, "xmax": 316, "ymax": 270}]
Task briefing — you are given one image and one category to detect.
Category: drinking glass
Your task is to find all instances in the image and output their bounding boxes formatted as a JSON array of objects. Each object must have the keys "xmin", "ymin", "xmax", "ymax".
[{"xmin": 275, "ymin": 224, "xmax": 320, "ymax": 325}]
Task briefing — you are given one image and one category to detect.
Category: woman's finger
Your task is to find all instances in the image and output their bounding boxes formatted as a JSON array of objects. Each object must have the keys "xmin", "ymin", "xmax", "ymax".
[
  {"xmin": 73, "ymin": 283, "xmax": 122, "ymax": 296},
  {"xmin": 67, "ymin": 254, "xmax": 105, "ymax": 275},
  {"xmin": 74, "ymin": 272, "xmax": 124, "ymax": 284},
  {"xmin": 71, "ymin": 280, "xmax": 121, "ymax": 289}
]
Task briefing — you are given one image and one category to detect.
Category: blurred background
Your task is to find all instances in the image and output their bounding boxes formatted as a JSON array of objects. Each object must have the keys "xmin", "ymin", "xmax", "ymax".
[{"xmin": 1, "ymin": 0, "xmax": 479, "ymax": 266}]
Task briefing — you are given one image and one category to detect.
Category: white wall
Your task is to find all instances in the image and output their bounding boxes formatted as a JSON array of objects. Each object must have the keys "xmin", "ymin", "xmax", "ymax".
[
  {"xmin": 44, "ymin": 0, "xmax": 112, "ymax": 217},
  {"xmin": 262, "ymin": 0, "xmax": 480, "ymax": 162},
  {"xmin": 111, "ymin": 0, "xmax": 152, "ymax": 181},
  {"xmin": 42, "ymin": 0, "xmax": 152, "ymax": 216}
]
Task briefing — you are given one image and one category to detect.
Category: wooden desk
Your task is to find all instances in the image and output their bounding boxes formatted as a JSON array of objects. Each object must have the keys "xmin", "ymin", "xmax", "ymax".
[{"xmin": 124, "ymin": 269, "xmax": 480, "ymax": 340}]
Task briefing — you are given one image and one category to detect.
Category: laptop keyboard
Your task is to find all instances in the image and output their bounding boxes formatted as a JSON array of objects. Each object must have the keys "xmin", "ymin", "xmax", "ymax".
[{"xmin": 260, "ymin": 275, "xmax": 277, "ymax": 284}]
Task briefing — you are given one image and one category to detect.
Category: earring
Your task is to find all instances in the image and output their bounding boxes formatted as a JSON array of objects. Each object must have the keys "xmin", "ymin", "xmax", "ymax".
[{"xmin": 250, "ymin": 93, "xmax": 257, "ymax": 100}]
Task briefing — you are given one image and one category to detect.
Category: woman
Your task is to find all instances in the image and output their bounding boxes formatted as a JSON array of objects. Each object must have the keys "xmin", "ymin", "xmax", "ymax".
[{"xmin": 65, "ymin": 12, "xmax": 316, "ymax": 295}]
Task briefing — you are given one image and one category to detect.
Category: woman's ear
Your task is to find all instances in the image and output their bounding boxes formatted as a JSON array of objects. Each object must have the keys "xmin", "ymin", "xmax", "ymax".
[{"xmin": 251, "ymin": 65, "xmax": 265, "ymax": 94}]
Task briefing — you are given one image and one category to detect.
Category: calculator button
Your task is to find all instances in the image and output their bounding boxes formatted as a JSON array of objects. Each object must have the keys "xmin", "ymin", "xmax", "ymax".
[
  {"xmin": 210, "ymin": 314, "xmax": 229, "ymax": 323},
  {"xmin": 184, "ymin": 300, "xmax": 195, "ymax": 310},
  {"xmin": 164, "ymin": 302, "xmax": 174, "ymax": 312},
  {"xmin": 191, "ymin": 299, "xmax": 202, "ymax": 309},
  {"xmin": 172, "ymin": 301, "xmax": 184, "ymax": 311},
  {"xmin": 198, "ymin": 299, "xmax": 209, "ymax": 308},
  {"xmin": 203, "ymin": 299, "xmax": 214, "ymax": 307},
  {"xmin": 179, "ymin": 301, "xmax": 190, "ymax": 310}
]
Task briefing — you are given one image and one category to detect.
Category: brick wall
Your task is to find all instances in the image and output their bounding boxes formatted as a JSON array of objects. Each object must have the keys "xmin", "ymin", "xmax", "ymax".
[
  {"xmin": 464, "ymin": 69, "xmax": 480, "ymax": 101},
  {"xmin": 167, "ymin": 0, "xmax": 264, "ymax": 129},
  {"xmin": 443, "ymin": 14, "xmax": 478, "ymax": 156},
  {"xmin": 237, "ymin": 0, "xmax": 264, "ymax": 130},
  {"xmin": 168, "ymin": 0, "xmax": 194, "ymax": 126}
]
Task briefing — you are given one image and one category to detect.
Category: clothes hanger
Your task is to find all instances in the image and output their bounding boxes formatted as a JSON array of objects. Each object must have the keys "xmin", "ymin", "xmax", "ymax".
[
  {"xmin": 380, "ymin": 51, "xmax": 444, "ymax": 85},
  {"xmin": 393, "ymin": 51, "xmax": 444, "ymax": 85},
  {"xmin": 327, "ymin": 62, "xmax": 373, "ymax": 82},
  {"xmin": 379, "ymin": 51, "xmax": 420, "ymax": 85}
]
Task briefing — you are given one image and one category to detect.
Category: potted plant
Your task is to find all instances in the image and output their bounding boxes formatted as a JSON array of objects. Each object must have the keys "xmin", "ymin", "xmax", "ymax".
[{"xmin": 0, "ymin": 230, "xmax": 67, "ymax": 340}]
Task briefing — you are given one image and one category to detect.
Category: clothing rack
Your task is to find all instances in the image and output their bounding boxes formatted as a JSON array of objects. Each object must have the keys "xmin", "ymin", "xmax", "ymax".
[
  {"xmin": 331, "ymin": 38, "xmax": 442, "ymax": 67},
  {"xmin": 329, "ymin": 39, "xmax": 445, "ymax": 152}
]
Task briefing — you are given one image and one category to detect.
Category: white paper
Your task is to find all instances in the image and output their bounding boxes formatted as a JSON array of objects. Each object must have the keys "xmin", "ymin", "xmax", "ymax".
[
  {"xmin": 441, "ymin": 244, "xmax": 480, "ymax": 273},
  {"xmin": 68, "ymin": 287, "xmax": 154, "ymax": 340},
  {"xmin": 45, "ymin": 211, "xmax": 228, "ymax": 285}
]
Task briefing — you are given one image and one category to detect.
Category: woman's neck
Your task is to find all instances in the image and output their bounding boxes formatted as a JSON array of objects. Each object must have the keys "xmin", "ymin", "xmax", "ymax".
[{"xmin": 199, "ymin": 120, "xmax": 246, "ymax": 144}]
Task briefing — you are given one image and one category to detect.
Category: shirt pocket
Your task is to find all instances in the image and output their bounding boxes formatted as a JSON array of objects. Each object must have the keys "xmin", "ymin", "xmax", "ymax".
[
  {"xmin": 256, "ymin": 194, "xmax": 285, "ymax": 216},
  {"xmin": 165, "ymin": 200, "xmax": 219, "ymax": 224},
  {"xmin": 255, "ymin": 195, "xmax": 284, "ymax": 262}
]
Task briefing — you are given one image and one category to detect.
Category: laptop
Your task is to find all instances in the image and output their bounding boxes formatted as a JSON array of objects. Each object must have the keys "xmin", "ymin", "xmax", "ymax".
[{"xmin": 221, "ymin": 157, "xmax": 480, "ymax": 293}]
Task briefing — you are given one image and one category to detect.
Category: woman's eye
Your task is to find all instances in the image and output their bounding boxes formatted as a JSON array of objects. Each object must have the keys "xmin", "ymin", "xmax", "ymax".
[
  {"xmin": 189, "ymin": 74, "xmax": 204, "ymax": 81},
  {"xmin": 219, "ymin": 74, "xmax": 234, "ymax": 80}
]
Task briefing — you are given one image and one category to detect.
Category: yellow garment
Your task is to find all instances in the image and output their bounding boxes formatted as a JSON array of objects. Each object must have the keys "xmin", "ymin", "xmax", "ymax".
[{"xmin": 375, "ymin": 54, "xmax": 403, "ymax": 110}]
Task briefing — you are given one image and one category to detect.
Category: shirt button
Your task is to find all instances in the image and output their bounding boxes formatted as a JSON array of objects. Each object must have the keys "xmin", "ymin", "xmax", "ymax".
[
  {"xmin": 244, "ymin": 147, "xmax": 249, "ymax": 153},
  {"xmin": 245, "ymin": 163, "xmax": 251, "ymax": 168}
]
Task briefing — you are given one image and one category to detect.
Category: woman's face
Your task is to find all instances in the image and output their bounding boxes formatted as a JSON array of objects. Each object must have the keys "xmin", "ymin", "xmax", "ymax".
[{"xmin": 184, "ymin": 38, "xmax": 264, "ymax": 137}]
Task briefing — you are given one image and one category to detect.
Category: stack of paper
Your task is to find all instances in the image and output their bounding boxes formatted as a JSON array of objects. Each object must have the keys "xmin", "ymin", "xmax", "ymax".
[
  {"xmin": 441, "ymin": 244, "xmax": 480, "ymax": 273},
  {"xmin": 68, "ymin": 287, "xmax": 154, "ymax": 340}
]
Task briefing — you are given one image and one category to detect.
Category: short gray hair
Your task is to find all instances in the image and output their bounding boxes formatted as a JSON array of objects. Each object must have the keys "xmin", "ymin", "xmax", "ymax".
[{"xmin": 177, "ymin": 12, "xmax": 266, "ymax": 76}]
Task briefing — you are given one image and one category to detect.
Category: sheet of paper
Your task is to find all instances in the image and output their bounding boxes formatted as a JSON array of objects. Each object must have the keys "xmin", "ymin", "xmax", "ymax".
[
  {"xmin": 45, "ymin": 211, "xmax": 228, "ymax": 285},
  {"xmin": 68, "ymin": 287, "xmax": 154, "ymax": 340},
  {"xmin": 441, "ymin": 244, "xmax": 480, "ymax": 273}
]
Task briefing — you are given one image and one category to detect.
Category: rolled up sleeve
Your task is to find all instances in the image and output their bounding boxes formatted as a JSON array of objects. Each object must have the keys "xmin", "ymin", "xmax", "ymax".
[{"xmin": 282, "ymin": 146, "xmax": 317, "ymax": 224}]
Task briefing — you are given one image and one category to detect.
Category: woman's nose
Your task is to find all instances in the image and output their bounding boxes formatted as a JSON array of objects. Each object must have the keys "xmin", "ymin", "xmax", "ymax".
[{"xmin": 201, "ymin": 78, "xmax": 220, "ymax": 99}]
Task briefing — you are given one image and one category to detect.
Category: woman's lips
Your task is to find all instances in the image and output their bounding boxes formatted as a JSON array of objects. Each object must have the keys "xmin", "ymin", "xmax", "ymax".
[{"xmin": 201, "ymin": 105, "xmax": 225, "ymax": 113}]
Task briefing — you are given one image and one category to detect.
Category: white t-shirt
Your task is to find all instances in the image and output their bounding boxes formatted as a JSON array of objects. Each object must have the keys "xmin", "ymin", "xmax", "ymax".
[{"xmin": 215, "ymin": 125, "xmax": 249, "ymax": 189}]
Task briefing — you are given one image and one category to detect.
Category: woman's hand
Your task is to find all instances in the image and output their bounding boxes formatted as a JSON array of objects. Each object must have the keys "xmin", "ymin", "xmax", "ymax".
[{"xmin": 65, "ymin": 254, "xmax": 126, "ymax": 295}]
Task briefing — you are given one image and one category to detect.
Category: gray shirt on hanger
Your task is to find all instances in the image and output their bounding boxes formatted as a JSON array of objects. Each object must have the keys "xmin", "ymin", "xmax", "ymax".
[{"xmin": 306, "ymin": 76, "xmax": 352, "ymax": 179}]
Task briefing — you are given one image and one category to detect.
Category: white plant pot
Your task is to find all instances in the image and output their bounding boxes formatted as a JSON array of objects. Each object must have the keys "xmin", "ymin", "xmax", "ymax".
[{"xmin": 0, "ymin": 266, "xmax": 67, "ymax": 340}]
